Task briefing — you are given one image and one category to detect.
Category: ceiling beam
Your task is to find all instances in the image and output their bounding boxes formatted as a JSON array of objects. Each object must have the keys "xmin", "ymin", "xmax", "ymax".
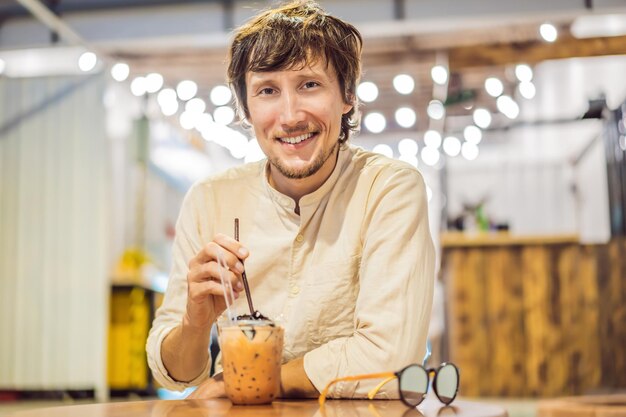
[
  {"xmin": 448, "ymin": 34, "xmax": 626, "ymax": 69},
  {"xmin": 0, "ymin": 0, "xmax": 217, "ymax": 19}
]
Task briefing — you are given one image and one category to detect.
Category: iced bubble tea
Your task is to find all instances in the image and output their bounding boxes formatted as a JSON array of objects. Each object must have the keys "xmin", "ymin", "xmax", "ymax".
[{"xmin": 219, "ymin": 319, "xmax": 284, "ymax": 405}]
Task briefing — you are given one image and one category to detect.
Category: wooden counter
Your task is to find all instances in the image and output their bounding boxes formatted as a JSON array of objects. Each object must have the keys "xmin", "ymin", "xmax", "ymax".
[
  {"xmin": 441, "ymin": 233, "xmax": 626, "ymax": 397},
  {"xmin": 8, "ymin": 398, "xmax": 508, "ymax": 417},
  {"xmin": 441, "ymin": 232, "xmax": 579, "ymax": 247}
]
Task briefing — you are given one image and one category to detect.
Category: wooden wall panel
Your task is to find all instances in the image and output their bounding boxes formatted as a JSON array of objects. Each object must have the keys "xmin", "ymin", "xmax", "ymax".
[
  {"xmin": 485, "ymin": 248, "xmax": 526, "ymax": 396},
  {"xmin": 443, "ymin": 236, "xmax": 625, "ymax": 398},
  {"xmin": 563, "ymin": 245, "xmax": 601, "ymax": 394},
  {"xmin": 447, "ymin": 248, "xmax": 491, "ymax": 396},
  {"xmin": 521, "ymin": 246, "xmax": 568, "ymax": 397},
  {"xmin": 607, "ymin": 239, "xmax": 626, "ymax": 388}
]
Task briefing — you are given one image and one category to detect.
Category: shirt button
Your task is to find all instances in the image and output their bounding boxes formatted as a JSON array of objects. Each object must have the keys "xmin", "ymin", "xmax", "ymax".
[
  {"xmin": 296, "ymin": 234, "xmax": 304, "ymax": 243},
  {"xmin": 290, "ymin": 285, "xmax": 300, "ymax": 296}
]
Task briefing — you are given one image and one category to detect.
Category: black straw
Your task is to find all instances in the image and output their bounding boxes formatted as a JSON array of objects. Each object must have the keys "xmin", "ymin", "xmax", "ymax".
[{"xmin": 234, "ymin": 218, "xmax": 255, "ymax": 315}]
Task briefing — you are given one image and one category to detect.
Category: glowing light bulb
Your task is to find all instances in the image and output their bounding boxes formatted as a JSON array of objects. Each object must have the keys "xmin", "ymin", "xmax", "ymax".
[
  {"xmin": 540, "ymin": 23, "xmax": 558, "ymax": 42},
  {"xmin": 393, "ymin": 74, "xmax": 415, "ymax": 95},
  {"xmin": 111, "ymin": 62, "xmax": 129, "ymax": 81},
  {"xmin": 357, "ymin": 81, "xmax": 379, "ymax": 103},
  {"xmin": 78, "ymin": 52, "xmax": 97, "ymax": 72},
  {"xmin": 364, "ymin": 112, "xmax": 386, "ymax": 133}
]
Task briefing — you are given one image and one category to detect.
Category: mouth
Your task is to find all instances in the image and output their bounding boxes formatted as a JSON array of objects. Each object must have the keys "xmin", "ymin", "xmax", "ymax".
[{"xmin": 276, "ymin": 132, "xmax": 318, "ymax": 146}]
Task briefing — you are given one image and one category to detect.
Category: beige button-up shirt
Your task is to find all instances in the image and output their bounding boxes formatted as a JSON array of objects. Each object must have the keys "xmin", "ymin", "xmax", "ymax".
[{"xmin": 146, "ymin": 144, "xmax": 435, "ymax": 398}]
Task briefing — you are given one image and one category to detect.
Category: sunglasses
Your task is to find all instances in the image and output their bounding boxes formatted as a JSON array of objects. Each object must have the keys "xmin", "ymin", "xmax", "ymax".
[{"xmin": 319, "ymin": 362, "xmax": 459, "ymax": 408}]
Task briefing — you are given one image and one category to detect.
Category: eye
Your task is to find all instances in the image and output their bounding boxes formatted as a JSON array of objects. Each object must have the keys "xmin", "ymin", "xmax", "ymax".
[
  {"xmin": 258, "ymin": 87, "xmax": 276, "ymax": 95},
  {"xmin": 303, "ymin": 81, "xmax": 320, "ymax": 89}
]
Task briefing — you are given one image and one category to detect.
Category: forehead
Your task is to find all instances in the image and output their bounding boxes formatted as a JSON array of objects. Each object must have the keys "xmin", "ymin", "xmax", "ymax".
[{"xmin": 246, "ymin": 57, "xmax": 338, "ymax": 84}]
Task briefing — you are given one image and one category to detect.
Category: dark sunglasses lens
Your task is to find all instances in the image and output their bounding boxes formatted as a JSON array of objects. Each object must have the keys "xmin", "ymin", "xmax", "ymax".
[
  {"xmin": 434, "ymin": 363, "xmax": 459, "ymax": 404},
  {"xmin": 399, "ymin": 365, "xmax": 428, "ymax": 406}
]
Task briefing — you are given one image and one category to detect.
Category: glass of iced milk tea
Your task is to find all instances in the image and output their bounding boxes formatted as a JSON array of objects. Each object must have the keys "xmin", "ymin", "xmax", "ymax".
[{"xmin": 218, "ymin": 319, "xmax": 284, "ymax": 405}]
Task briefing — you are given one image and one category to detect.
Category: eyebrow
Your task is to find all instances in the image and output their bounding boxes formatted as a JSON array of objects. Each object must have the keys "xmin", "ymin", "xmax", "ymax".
[{"xmin": 248, "ymin": 68, "xmax": 330, "ymax": 84}]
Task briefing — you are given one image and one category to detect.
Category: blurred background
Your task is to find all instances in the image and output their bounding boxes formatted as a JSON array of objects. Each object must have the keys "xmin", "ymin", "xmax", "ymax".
[{"xmin": 0, "ymin": 0, "xmax": 625, "ymax": 416}]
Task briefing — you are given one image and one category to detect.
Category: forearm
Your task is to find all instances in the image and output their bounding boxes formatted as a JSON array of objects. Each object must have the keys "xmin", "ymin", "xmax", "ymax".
[
  {"xmin": 279, "ymin": 357, "xmax": 319, "ymax": 398},
  {"xmin": 161, "ymin": 316, "xmax": 213, "ymax": 383}
]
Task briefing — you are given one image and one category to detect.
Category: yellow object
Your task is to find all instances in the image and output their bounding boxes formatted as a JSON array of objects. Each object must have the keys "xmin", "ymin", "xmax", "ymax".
[
  {"xmin": 368, "ymin": 376, "xmax": 396, "ymax": 399},
  {"xmin": 107, "ymin": 286, "xmax": 152, "ymax": 390},
  {"xmin": 112, "ymin": 248, "xmax": 152, "ymax": 283}
]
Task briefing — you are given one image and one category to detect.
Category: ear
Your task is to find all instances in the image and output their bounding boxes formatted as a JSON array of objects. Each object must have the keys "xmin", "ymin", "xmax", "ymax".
[{"xmin": 343, "ymin": 92, "xmax": 356, "ymax": 115}]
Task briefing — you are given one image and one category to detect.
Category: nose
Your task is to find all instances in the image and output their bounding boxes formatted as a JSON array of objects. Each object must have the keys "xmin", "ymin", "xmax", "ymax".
[{"xmin": 279, "ymin": 90, "xmax": 305, "ymax": 128}]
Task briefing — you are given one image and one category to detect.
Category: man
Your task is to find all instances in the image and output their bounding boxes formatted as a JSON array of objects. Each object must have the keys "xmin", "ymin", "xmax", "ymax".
[{"xmin": 146, "ymin": 0, "xmax": 435, "ymax": 399}]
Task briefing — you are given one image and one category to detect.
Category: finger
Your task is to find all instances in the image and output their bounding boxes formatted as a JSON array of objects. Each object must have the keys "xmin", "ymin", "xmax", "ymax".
[
  {"xmin": 187, "ymin": 379, "xmax": 226, "ymax": 399},
  {"xmin": 213, "ymin": 233, "xmax": 250, "ymax": 261},
  {"xmin": 191, "ymin": 241, "xmax": 246, "ymax": 273},
  {"xmin": 187, "ymin": 381, "xmax": 211, "ymax": 399},
  {"xmin": 188, "ymin": 261, "xmax": 243, "ymax": 292},
  {"xmin": 206, "ymin": 261, "xmax": 244, "ymax": 292},
  {"xmin": 188, "ymin": 280, "xmax": 240, "ymax": 304}
]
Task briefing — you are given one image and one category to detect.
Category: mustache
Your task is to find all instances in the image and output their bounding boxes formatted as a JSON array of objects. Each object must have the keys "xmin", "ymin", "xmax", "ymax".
[{"xmin": 274, "ymin": 123, "xmax": 319, "ymax": 137}]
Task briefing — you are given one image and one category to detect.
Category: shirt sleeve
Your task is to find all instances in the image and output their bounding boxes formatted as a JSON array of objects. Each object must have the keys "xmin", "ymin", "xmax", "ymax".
[
  {"xmin": 146, "ymin": 183, "xmax": 213, "ymax": 391},
  {"xmin": 303, "ymin": 166, "xmax": 435, "ymax": 399}
]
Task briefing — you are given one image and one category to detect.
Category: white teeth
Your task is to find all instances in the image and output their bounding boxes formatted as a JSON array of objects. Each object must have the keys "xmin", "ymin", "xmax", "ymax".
[{"xmin": 278, "ymin": 132, "xmax": 314, "ymax": 144}]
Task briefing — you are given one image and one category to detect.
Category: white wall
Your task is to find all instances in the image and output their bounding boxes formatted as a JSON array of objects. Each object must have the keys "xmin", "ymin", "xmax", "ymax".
[
  {"xmin": 445, "ymin": 55, "xmax": 624, "ymax": 243},
  {"xmin": 0, "ymin": 75, "xmax": 110, "ymax": 399}
]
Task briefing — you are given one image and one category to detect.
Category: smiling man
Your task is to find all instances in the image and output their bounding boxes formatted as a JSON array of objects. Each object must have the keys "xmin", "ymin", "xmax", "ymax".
[
  {"xmin": 244, "ymin": 58, "xmax": 352, "ymax": 209},
  {"xmin": 147, "ymin": 0, "xmax": 435, "ymax": 400}
]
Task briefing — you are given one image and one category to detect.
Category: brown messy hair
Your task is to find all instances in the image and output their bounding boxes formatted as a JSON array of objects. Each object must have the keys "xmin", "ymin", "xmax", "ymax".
[{"xmin": 227, "ymin": 0, "xmax": 362, "ymax": 143}]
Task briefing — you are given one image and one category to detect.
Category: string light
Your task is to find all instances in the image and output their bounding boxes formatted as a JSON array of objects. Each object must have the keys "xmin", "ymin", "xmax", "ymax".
[
  {"xmin": 176, "ymin": 80, "xmax": 198, "ymax": 101},
  {"xmin": 424, "ymin": 130, "xmax": 442, "ymax": 148},
  {"xmin": 443, "ymin": 136, "xmax": 461, "ymax": 157},
  {"xmin": 210, "ymin": 85, "xmax": 232, "ymax": 106},
  {"xmin": 145, "ymin": 72, "xmax": 164, "ymax": 93},
  {"xmin": 357, "ymin": 81, "xmax": 379, "ymax": 103},
  {"xmin": 473, "ymin": 108, "xmax": 492, "ymax": 129},
  {"xmin": 463, "ymin": 125, "xmax": 482, "ymax": 145},
  {"xmin": 393, "ymin": 74, "xmax": 415, "ymax": 95},
  {"xmin": 427, "ymin": 100, "xmax": 445, "ymax": 120},
  {"xmin": 431, "ymin": 65, "xmax": 448, "ymax": 85},
  {"xmin": 421, "ymin": 146, "xmax": 441, "ymax": 166},
  {"xmin": 519, "ymin": 82, "xmax": 536, "ymax": 99},
  {"xmin": 461, "ymin": 142, "xmax": 479, "ymax": 160},
  {"xmin": 185, "ymin": 98, "xmax": 206, "ymax": 114},
  {"xmin": 395, "ymin": 107, "xmax": 417, "ymax": 128},
  {"xmin": 364, "ymin": 112, "xmax": 386, "ymax": 133},
  {"xmin": 130, "ymin": 76, "xmax": 147, "ymax": 97},
  {"xmin": 496, "ymin": 95, "xmax": 520, "ymax": 119},
  {"xmin": 78, "ymin": 52, "xmax": 97, "ymax": 72},
  {"xmin": 179, "ymin": 112, "xmax": 195, "ymax": 130},
  {"xmin": 214, "ymin": 106, "xmax": 236, "ymax": 125},
  {"xmin": 515, "ymin": 64, "xmax": 533, "ymax": 82},
  {"xmin": 540, "ymin": 23, "xmax": 558, "ymax": 42},
  {"xmin": 484, "ymin": 77, "xmax": 504, "ymax": 97},
  {"xmin": 110, "ymin": 62, "xmax": 129, "ymax": 81}
]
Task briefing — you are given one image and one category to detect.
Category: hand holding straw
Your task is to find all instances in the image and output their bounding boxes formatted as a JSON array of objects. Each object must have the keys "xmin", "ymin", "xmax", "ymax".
[{"xmin": 235, "ymin": 218, "xmax": 255, "ymax": 315}]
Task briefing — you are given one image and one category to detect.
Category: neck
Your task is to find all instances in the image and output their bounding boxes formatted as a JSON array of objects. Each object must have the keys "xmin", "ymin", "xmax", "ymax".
[{"xmin": 269, "ymin": 146, "xmax": 340, "ymax": 209}]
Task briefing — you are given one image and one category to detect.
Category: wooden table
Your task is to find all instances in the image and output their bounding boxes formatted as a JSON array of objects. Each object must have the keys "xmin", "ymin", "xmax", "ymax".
[
  {"xmin": 8, "ymin": 398, "xmax": 507, "ymax": 417},
  {"xmin": 537, "ymin": 394, "xmax": 626, "ymax": 417}
]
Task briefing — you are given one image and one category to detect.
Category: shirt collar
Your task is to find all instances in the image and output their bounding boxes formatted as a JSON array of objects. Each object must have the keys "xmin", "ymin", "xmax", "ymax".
[{"xmin": 262, "ymin": 143, "xmax": 352, "ymax": 210}]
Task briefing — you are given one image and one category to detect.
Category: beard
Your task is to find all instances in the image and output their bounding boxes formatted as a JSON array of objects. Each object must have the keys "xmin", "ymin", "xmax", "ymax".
[{"xmin": 268, "ymin": 141, "xmax": 339, "ymax": 180}]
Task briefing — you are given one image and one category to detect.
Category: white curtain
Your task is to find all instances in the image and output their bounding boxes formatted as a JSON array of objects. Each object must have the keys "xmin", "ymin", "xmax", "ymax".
[{"xmin": 0, "ymin": 74, "xmax": 110, "ymax": 400}]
